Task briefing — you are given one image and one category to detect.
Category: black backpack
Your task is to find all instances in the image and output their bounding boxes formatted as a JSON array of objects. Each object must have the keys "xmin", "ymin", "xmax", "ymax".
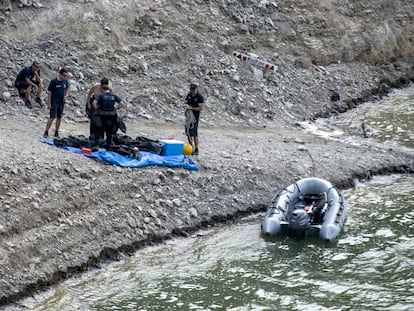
[{"xmin": 54, "ymin": 135, "xmax": 93, "ymax": 148}]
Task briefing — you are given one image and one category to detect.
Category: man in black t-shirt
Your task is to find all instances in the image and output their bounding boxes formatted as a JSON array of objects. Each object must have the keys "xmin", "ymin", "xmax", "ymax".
[
  {"xmin": 184, "ymin": 83, "xmax": 204, "ymax": 155},
  {"xmin": 15, "ymin": 61, "xmax": 43, "ymax": 108},
  {"xmin": 43, "ymin": 68, "xmax": 70, "ymax": 138}
]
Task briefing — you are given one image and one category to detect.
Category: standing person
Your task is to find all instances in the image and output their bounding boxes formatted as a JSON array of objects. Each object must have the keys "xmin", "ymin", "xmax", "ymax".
[
  {"xmin": 86, "ymin": 77, "xmax": 112, "ymax": 140},
  {"xmin": 92, "ymin": 85, "xmax": 124, "ymax": 149},
  {"xmin": 14, "ymin": 61, "xmax": 43, "ymax": 108},
  {"xmin": 184, "ymin": 83, "xmax": 204, "ymax": 155},
  {"xmin": 43, "ymin": 68, "xmax": 70, "ymax": 138}
]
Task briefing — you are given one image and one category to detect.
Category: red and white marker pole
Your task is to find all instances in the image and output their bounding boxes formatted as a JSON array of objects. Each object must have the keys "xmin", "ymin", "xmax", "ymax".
[{"xmin": 232, "ymin": 51, "xmax": 276, "ymax": 71}]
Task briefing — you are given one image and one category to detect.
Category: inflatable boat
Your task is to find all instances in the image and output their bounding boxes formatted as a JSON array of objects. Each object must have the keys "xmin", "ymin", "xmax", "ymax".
[{"xmin": 261, "ymin": 178, "xmax": 347, "ymax": 241}]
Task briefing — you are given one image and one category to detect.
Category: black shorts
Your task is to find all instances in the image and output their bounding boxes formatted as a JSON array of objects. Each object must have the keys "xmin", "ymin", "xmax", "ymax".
[
  {"xmin": 50, "ymin": 101, "xmax": 65, "ymax": 119},
  {"xmin": 15, "ymin": 79, "xmax": 40, "ymax": 90}
]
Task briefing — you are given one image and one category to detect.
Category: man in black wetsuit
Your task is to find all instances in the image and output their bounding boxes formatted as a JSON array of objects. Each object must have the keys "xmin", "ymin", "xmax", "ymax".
[
  {"xmin": 184, "ymin": 83, "xmax": 204, "ymax": 155},
  {"xmin": 86, "ymin": 77, "xmax": 112, "ymax": 140},
  {"xmin": 92, "ymin": 85, "xmax": 124, "ymax": 149}
]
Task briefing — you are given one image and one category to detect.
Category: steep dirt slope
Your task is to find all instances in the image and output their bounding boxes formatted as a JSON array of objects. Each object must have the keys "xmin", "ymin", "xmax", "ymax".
[{"xmin": 1, "ymin": 0, "xmax": 413, "ymax": 126}]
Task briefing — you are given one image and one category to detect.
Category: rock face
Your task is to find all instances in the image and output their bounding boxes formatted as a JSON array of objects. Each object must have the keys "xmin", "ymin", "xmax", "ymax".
[
  {"xmin": 0, "ymin": 0, "xmax": 413, "ymax": 306},
  {"xmin": 1, "ymin": 0, "xmax": 413, "ymax": 126}
]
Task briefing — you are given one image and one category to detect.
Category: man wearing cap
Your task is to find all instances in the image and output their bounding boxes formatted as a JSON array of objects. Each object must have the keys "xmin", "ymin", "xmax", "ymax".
[
  {"xmin": 14, "ymin": 61, "xmax": 43, "ymax": 108},
  {"xmin": 184, "ymin": 83, "xmax": 204, "ymax": 155}
]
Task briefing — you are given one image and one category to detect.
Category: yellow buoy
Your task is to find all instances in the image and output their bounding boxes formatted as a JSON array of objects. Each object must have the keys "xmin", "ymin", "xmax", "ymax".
[{"xmin": 182, "ymin": 143, "xmax": 193, "ymax": 155}]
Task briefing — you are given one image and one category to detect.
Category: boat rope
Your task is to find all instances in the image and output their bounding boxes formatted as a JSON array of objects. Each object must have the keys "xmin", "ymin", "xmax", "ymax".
[
  {"xmin": 304, "ymin": 149, "xmax": 315, "ymax": 176},
  {"xmin": 184, "ymin": 109, "xmax": 196, "ymax": 136}
]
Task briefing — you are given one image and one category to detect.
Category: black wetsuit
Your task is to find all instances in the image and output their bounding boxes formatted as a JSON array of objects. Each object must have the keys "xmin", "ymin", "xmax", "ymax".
[
  {"xmin": 88, "ymin": 90, "xmax": 104, "ymax": 140},
  {"xmin": 94, "ymin": 92, "xmax": 122, "ymax": 148}
]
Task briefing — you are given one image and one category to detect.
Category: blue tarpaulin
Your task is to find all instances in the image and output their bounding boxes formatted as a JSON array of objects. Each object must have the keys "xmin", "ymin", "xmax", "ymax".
[{"xmin": 42, "ymin": 139, "xmax": 199, "ymax": 171}]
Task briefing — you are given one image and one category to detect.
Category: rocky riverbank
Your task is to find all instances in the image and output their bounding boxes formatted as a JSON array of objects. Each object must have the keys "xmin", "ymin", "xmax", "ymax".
[
  {"xmin": 0, "ymin": 0, "xmax": 414, "ymax": 306},
  {"xmin": 1, "ymin": 114, "xmax": 412, "ymax": 306}
]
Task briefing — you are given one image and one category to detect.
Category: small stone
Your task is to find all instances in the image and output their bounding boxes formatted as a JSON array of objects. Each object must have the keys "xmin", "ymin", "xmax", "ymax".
[
  {"xmin": 31, "ymin": 202, "xmax": 39, "ymax": 209},
  {"xmin": 232, "ymin": 74, "xmax": 240, "ymax": 82},
  {"xmin": 127, "ymin": 217, "xmax": 137, "ymax": 228},
  {"xmin": 165, "ymin": 200, "xmax": 174, "ymax": 208},
  {"xmin": 1, "ymin": 92, "xmax": 11, "ymax": 100},
  {"xmin": 188, "ymin": 207, "xmax": 198, "ymax": 218},
  {"xmin": 294, "ymin": 138, "xmax": 305, "ymax": 144}
]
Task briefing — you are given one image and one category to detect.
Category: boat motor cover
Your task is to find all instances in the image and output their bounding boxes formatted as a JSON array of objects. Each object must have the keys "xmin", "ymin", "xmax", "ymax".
[{"xmin": 288, "ymin": 209, "xmax": 309, "ymax": 232}]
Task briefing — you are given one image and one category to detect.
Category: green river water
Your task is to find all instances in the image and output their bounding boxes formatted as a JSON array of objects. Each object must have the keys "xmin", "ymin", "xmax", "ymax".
[{"xmin": 7, "ymin": 88, "xmax": 414, "ymax": 311}]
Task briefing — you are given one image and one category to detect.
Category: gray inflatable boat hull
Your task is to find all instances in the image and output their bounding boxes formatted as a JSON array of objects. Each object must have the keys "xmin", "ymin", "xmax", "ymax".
[{"xmin": 261, "ymin": 178, "xmax": 347, "ymax": 242}]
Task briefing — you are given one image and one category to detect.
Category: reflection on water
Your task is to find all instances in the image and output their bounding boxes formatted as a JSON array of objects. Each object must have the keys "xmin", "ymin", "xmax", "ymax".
[{"xmin": 7, "ymin": 175, "xmax": 414, "ymax": 311}]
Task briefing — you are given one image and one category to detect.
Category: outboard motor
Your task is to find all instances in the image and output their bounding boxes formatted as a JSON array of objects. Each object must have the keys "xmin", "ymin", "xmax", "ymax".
[{"xmin": 288, "ymin": 209, "xmax": 310, "ymax": 235}]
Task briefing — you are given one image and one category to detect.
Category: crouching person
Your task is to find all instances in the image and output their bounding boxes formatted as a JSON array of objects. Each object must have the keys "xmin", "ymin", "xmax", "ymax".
[
  {"xmin": 15, "ymin": 61, "xmax": 43, "ymax": 108},
  {"xmin": 92, "ymin": 85, "xmax": 124, "ymax": 149}
]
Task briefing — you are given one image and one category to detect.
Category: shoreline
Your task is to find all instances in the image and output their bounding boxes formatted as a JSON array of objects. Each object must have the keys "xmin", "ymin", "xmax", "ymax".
[{"xmin": 2, "ymin": 167, "xmax": 413, "ymax": 308}]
